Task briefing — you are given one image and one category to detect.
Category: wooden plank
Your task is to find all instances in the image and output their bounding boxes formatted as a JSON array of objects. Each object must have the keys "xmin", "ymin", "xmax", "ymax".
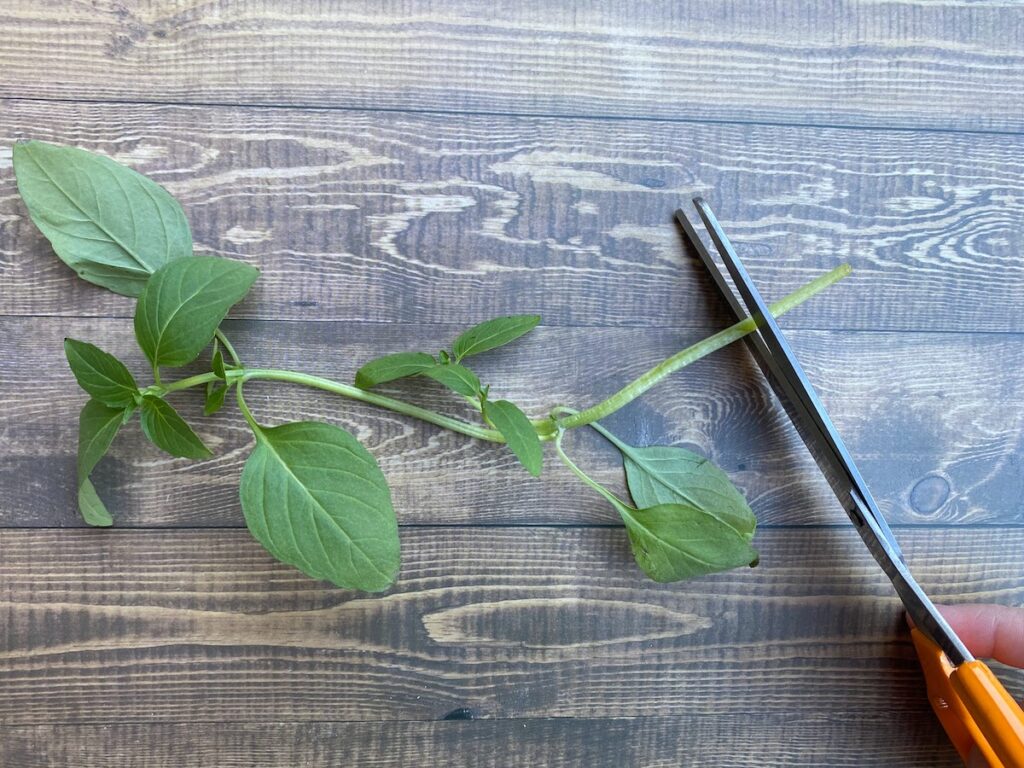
[
  {"xmin": 0, "ymin": 526, "xmax": 1021, "ymax": 725},
  {"xmin": 3, "ymin": 317, "xmax": 1022, "ymax": 527},
  {"xmin": 0, "ymin": 1, "xmax": 1022, "ymax": 132},
  {"xmin": 0, "ymin": 716, "xmax": 961, "ymax": 767},
  {"xmin": 2, "ymin": 100, "xmax": 1024, "ymax": 331}
]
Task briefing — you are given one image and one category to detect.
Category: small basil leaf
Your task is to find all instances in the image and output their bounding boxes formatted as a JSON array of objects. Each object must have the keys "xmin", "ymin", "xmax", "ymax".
[
  {"xmin": 621, "ymin": 444, "xmax": 756, "ymax": 541},
  {"xmin": 77, "ymin": 399, "xmax": 125, "ymax": 526},
  {"xmin": 64, "ymin": 338, "xmax": 139, "ymax": 408},
  {"xmin": 620, "ymin": 502, "xmax": 759, "ymax": 582},
  {"xmin": 78, "ymin": 479, "xmax": 114, "ymax": 528},
  {"xmin": 140, "ymin": 395, "xmax": 212, "ymax": 459},
  {"xmin": 355, "ymin": 352, "xmax": 436, "ymax": 389},
  {"xmin": 212, "ymin": 347, "xmax": 227, "ymax": 380},
  {"xmin": 592, "ymin": 424, "xmax": 757, "ymax": 542},
  {"xmin": 204, "ymin": 382, "xmax": 228, "ymax": 416},
  {"xmin": 422, "ymin": 363, "xmax": 481, "ymax": 397},
  {"xmin": 134, "ymin": 256, "xmax": 259, "ymax": 368},
  {"xmin": 483, "ymin": 399, "xmax": 542, "ymax": 476},
  {"xmin": 239, "ymin": 420, "xmax": 400, "ymax": 592},
  {"xmin": 452, "ymin": 315, "xmax": 540, "ymax": 360},
  {"xmin": 12, "ymin": 141, "xmax": 192, "ymax": 297},
  {"xmin": 121, "ymin": 405, "xmax": 137, "ymax": 425}
]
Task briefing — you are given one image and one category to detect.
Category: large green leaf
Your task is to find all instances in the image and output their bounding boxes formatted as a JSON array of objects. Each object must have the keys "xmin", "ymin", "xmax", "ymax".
[
  {"xmin": 13, "ymin": 141, "xmax": 192, "ymax": 296},
  {"xmin": 239, "ymin": 420, "xmax": 400, "ymax": 592},
  {"xmin": 354, "ymin": 352, "xmax": 436, "ymax": 389},
  {"xmin": 620, "ymin": 502, "xmax": 760, "ymax": 583},
  {"xmin": 134, "ymin": 256, "xmax": 259, "ymax": 368},
  {"xmin": 64, "ymin": 338, "xmax": 139, "ymax": 408},
  {"xmin": 483, "ymin": 399, "xmax": 542, "ymax": 476},
  {"xmin": 140, "ymin": 395, "xmax": 212, "ymax": 459},
  {"xmin": 422, "ymin": 363, "xmax": 481, "ymax": 397},
  {"xmin": 76, "ymin": 399, "xmax": 125, "ymax": 526},
  {"xmin": 453, "ymin": 315, "xmax": 540, "ymax": 360},
  {"xmin": 593, "ymin": 425, "xmax": 756, "ymax": 541}
]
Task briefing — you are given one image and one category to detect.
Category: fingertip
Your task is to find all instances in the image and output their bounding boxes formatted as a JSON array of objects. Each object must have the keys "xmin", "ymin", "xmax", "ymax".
[{"xmin": 939, "ymin": 604, "xmax": 1024, "ymax": 668}]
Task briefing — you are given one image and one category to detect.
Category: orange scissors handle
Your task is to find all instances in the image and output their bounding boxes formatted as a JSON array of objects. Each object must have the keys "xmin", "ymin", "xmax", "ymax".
[{"xmin": 912, "ymin": 628, "xmax": 1024, "ymax": 766}]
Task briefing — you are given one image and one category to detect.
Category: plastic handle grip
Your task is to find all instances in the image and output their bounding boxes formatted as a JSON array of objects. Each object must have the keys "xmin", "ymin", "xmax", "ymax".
[
  {"xmin": 911, "ymin": 628, "xmax": 1024, "ymax": 767},
  {"xmin": 951, "ymin": 660, "xmax": 1024, "ymax": 767}
]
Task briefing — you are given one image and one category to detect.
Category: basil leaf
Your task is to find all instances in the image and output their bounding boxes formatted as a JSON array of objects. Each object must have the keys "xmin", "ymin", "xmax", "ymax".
[
  {"xmin": 355, "ymin": 352, "xmax": 436, "ymax": 389},
  {"xmin": 422, "ymin": 363, "xmax": 481, "ymax": 397},
  {"xmin": 204, "ymin": 382, "xmax": 228, "ymax": 416},
  {"xmin": 134, "ymin": 256, "xmax": 259, "ymax": 368},
  {"xmin": 64, "ymin": 338, "xmax": 139, "ymax": 408},
  {"xmin": 12, "ymin": 141, "xmax": 192, "ymax": 297},
  {"xmin": 620, "ymin": 502, "xmax": 759, "ymax": 582},
  {"xmin": 239, "ymin": 420, "xmax": 400, "ymax": 592},
  {"xmin": 140, "ymin": 395, "xmax": 212, "ymax": 459},
  {"xmin": 78, "ymin": 479, "xmax": 113, "ymax": 527},
  {"xmin": 621, "ymin": 444, "xmax": 755, "ymax": 540},
  {"xmin": 77, "ymin": 399, "xmax": 124, "ymax": 526},
  {"xmin": 452, "ymin": 315, "xmax": 540, "ymax": 360},
  {"xmin": 591, "ymin": 424, "xmax": 757, "ymax": 541},
  {"xmin": 212, "ymin": 347, "xmax": 227, "ymax": 380},
  {"xmin": 483, "ymin": 399, "xmax": 542, "ymax": 476}
]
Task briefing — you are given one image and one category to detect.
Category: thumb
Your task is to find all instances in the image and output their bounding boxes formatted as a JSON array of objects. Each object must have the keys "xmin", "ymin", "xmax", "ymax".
[{"xmin": 938, "ymin": 604, "xmax": 1024, "ymax": 668}]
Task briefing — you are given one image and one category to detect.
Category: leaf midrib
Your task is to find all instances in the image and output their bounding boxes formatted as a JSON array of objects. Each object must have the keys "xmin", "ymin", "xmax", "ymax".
[
  {"xmin": 25, "ymin": 144, "xmax": 150, "ymax": 272},
  {"xmin": 148, "ymin": 264, "xmax": 232, "ymax": 364},
  {"xmin": 258, "ymin": 431, "xmax": 391, "ymax": 583}
]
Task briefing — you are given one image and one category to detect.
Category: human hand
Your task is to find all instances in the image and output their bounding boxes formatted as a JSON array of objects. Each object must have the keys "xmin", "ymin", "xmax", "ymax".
[{"xmin": 939, "ymin": 604, "xmax": 1024, "ymax": 768}]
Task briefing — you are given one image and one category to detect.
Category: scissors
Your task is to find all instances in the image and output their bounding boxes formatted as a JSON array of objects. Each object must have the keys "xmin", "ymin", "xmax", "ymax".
[{"xmin": 676, "ymin": 198, "xmax": 1024, "ymax": 767}]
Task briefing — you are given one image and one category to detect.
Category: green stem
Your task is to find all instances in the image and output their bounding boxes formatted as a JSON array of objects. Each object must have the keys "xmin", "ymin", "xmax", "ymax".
[
  {"xmin": 553, "ymin": 429, "xmax": 630, "ymax": 511},
  {"xmin": 559, "ymin": 263, "xmax": 850, "ymax": 429},
  {"xmin": 215, "ymin": 330, "xmax": 243, "ymax": 367},
  {"xmin": 159, "ymin": 266, "xmax": 848, "ymax": 446},
  {"xmin": 585, "ymin": 418, "xmax": 630, "ymax": 453},
  {"xmin": 234, "ymin": 381, "xmax": 261, "ymax": 433},
  {"xmin": 162, "ymin": 368, "xmax": 504, "ymax": 443}
]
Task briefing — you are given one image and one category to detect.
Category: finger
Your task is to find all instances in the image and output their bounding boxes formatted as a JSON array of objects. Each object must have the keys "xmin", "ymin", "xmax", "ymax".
[{"xmin": 938, "ymin": 604, "xmax": 1024, "ymax": 668}]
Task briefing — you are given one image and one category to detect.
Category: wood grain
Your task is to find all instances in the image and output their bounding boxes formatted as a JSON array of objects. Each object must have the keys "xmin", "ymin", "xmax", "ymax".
[
  {"xmin": 1, "ymin": 526, "xmax": 1021, "ymax": 726},
  {"xmin": 1, "ymin": 6, "xmax": 1022, "ymax": 765},
  {"xmin": 1, "ymin": 1, "xmax": 1022, "ymax": 132},
  {"xmin": 0, "ymin": 716, "xmax": 962, "ymax": 767},
  {"xmin": 3, "ymin": 317, "xmax": 1022, "ymax": 527},
  {"xmin": 2, "ymin": 100, "xmax": 1024, "ymax": 331}
]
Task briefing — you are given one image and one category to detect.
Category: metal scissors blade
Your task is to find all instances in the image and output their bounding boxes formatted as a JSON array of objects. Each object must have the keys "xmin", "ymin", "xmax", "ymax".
[{"xmin": 676, "ymin": 198, "xmax": 971, "ymax": 665}]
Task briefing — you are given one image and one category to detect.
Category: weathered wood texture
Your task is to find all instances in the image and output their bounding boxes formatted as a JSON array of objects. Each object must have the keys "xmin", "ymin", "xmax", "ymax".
[
  {"xmin": 0, "ymin": 717, "xmax": 963, "ymax": 768},
  {"xmin": 1, "ymin": 1, "xmax": 1022, "ymax": 132},
  {"xmin": 3, "ymin": 318, "xmax": 1022, "ymax": 528},
  {"xmin": 1, "ymin": 527, "xmax": 1021, "ymax": 727},
  {"xmin": 1, "ymin": 2, "xmax": 1022, "ymax": 765},
  {"xmin": 2, "ymin": 100, "xmax": 1024, "ymax": 331}
]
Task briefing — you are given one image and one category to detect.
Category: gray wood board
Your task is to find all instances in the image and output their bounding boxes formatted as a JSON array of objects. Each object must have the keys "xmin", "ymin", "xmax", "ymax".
[
  {"xmin": 1, "ymin": 1, "xmax": 1022, "ymax": 132},
  {"xmin": 1, "ymin": 100, "xmax": 1023, "ymax": 331},
  {"xmin": 0, "ymin": 717, "xmax": 962, "ymax": 767},
  {"xmin": 1, "ymin": 527, "xmax": 1021, "ymax": 726}
]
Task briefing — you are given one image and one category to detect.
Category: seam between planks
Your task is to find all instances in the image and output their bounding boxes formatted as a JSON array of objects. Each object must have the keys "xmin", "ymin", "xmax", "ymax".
[
  {"xmin": 8, "ymin": 315, "xmax": 1024, "ymax": 338},
  {"xmin": 2, "ymin": 94, "xmax": 1023, "ymax": 141},
  {"xmin": 1, "ymin": 523, "xmax": 1022, "ymax": 531}
]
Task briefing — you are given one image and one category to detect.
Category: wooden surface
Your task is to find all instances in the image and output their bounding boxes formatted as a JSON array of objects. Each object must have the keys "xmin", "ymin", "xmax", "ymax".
[{"xmin": 1, "ymin": 1, "xmax": 1022, "ymax": 766}]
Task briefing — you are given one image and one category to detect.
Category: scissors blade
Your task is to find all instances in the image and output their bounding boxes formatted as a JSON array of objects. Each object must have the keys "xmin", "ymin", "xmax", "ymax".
[{"xmin": 678, "ymin": 198, "xmax": 971, "ymax": 665}]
